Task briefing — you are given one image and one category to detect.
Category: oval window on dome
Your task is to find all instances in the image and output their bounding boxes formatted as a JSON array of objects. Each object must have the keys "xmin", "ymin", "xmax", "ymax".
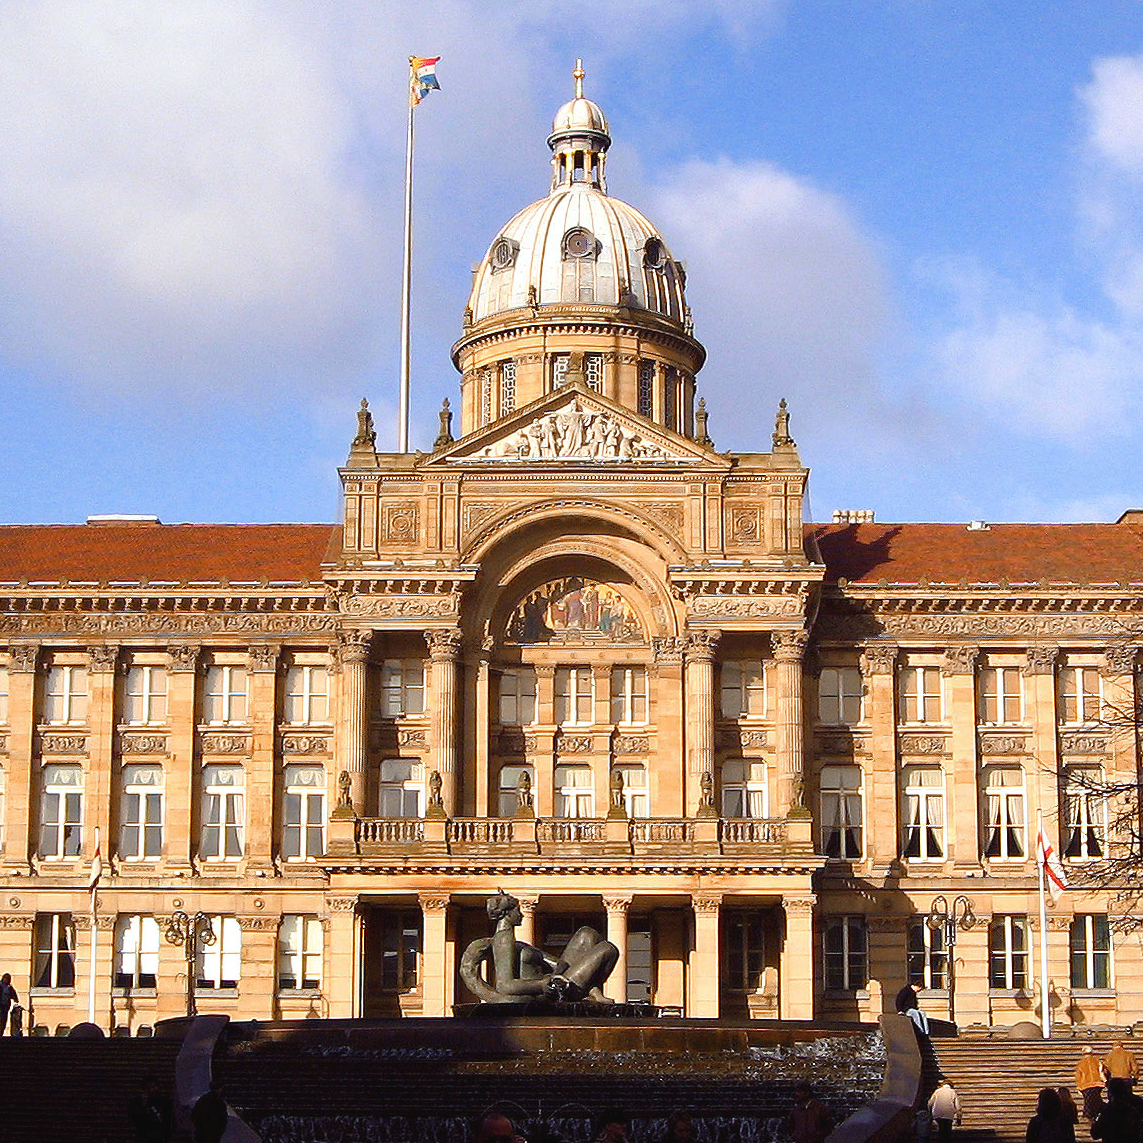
[
  {"xmin": 491, "ymin": 238, "xmax": 517, "ymax": 270},
  {"xmin": 563, "ymin": 227, "xmax": 597, "ymax": 260},
  {"xmin": 643, "ymin": 237, "xmax": 665, "ymax": 270}
]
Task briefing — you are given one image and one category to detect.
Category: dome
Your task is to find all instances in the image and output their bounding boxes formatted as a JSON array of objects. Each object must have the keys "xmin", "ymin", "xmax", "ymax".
[{"xmin": 466, "ymin": 60, "xmax": 688, "ymax": 327}]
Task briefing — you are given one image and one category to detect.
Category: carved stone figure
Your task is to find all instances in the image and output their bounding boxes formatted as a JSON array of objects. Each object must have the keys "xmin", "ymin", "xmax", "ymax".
[{"xmin": 459, "ymin": 890, "xmax": 618, "ymax": 1004}]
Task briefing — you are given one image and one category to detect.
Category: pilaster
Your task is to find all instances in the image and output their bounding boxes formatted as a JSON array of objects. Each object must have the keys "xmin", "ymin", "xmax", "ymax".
[
  {"xmin": 165, "ymin": 645, "xmax": 199, "ymax": 871},
  {"xmin": 87, "ymin": 646, "xmax": 118, "ymax": 872},
  {"xmin": 861, "ymin": 644, "xmax": 899, "ymax": 871},
  {"xmin": 943, "ymin": 646, "xmax": 980, "ymax": 869},
  {"xmin": 419, "ymin": 894, "xmax": 451, "ymax": 1017},
  {"xmin": 5, "ymin": 645, "xmax": 38, "ymax": 870},
  {"xmin": 246, "ymin": 645, "xmax": 279, "ymax": 869},
  {"xmin": 688, "ymin": 893, "xmax": 721, "ymax": 1018},
  {"xmin": 1025, "ymin": 647, "xmax": 1061, "ymax": 854},
  {"xmin": 428, "ymin": 630, "xmax": 462, "ymax": 816},
  {"xmin": 604, "ymin": 895, "xmax": 631, "ymax": 1003},
  {"xmin": 652, "ymin": 638, "xmax": 686, "ymax": 819},
  {"xmin": 773, "ymin": 631, "xmax": 809, "ymax": 816},
  {"xmin": 335, "ymin": 631, "xmax": 371, "ymax": 814},
  {"xmin": 325, "ymin": 897, "xmax": 360, "ymax": 1018},
  {"xmin": 780, "ymin": 895, "xmax": 815, "ymax": 1020},
  {"xmin": 684, "ymin": 630, "xmax": 718, "ymax": 817}
]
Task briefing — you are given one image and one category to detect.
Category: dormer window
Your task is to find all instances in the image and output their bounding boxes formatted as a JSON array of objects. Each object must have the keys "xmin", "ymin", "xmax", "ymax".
[
  {"xmin": 491, "ymin": 237, "xmax": 518, "ymax": 271},
  {"xmin": 643, "ymin": 237, "xmax": 665, "ymax": 270}
]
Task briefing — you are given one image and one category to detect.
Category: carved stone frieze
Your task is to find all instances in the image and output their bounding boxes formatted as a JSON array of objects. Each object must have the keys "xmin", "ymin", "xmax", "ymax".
[
  {"xmin": 167, "ymin": 644, "xmax": 200, "ymax": 672},
  {"xmin": 0, "ymin": 734, "xmax": 6, "ymax": 753},
  {"xmin": 942, "ymin": 645, "xmax": 980, "ymax": 676},
  {"xmin": 88, "ymin": 645, "xmax": 119, "ymax": 673},
  {"xmin": 689, "ymin": 595, "xmax": 804, "ymax": 620},
  {"xmin": 732, "ymin": 729, "xmax": 770, "ymax": 750},
  {"xmin": 898, "ymin": 734, "xmax": 950, "ymax": 756},
  {"xmin": 614, "ymin": 734, "xmax": 650, "ymax": 755},
  {"xmin": 120, "ymin": 734, "xmax": 168, "ymax": 755},
  {"xmin": 426, "ymin": 628, "xmax": 463, "ymax": 658},
  {"xmin": 419, "ymin": 894, "xmax": 450, "ymax": 911},
  {"xmin": 40, "ymin": 734, "xmax": 88, "ymax": 756},
  {"xmin": 860, "ymin": 644, "xmax": 898, "ymax": 675},
  {"xmin": 979, "ymin": 733, "xmax": 1031, "ymax": 756},
  {"xmin": 326, "ymin": 897, "xmax": 359, "ymax": 912},
  {"xmin": 336, "ymin": 629, "xmax": 372, "ymax": 665},
  {"xmin": 236, "ymin": 915, "xmax": 278, "ymax": 931},
  {"xmin": 865, "ymin": 915, "xmax": 898, "ymax": 933},
  {"xmin": 0, "ymin": 915, "xmax": 34, "ymax": 929},
  {"xmin": 384, "ymin": 505, "xmax": 420, "ymax": 543},
  {"xmin": 686, "ymin": 628, "xmax": 721, "ymax": 659},
  {"xmin": 342, "ymin": 594, "xmax": 460, "ymax": 620},
  {"xmin": 558, "ymin": 734, "xmax": 594, "ymax": 754},
  {"xmin": 398, "ymin": 729, "xmax": 427, "ymax": 747},
  {"xmin": 200, "ymin": 733, "xmax": 250, "ymax": 755},
  {"xmin": 1059, "ymin": 733, "xmax": 1110, "ymax": 756},
  {"xmin": 280, "ymin": 735, "xmax": 331, "ymax": 756},
  {"xmin": 692, "ymin": 895, "xmax": 723, "ymax": 913},
  {"xmin": 643, "ymin": 502, "xmax": 684, "ymax": 536},
  {"xmin": 603, "ymin": 896, "xmax": 632, "ymax": 914},
  {"xmin": 8, "ymin": 644, "xmax": 38, "ymax": 673},
  {"xmin": 821, "ymin": 611, "xmax": 1143, "ymax": 641},
  {"xmin": 782, "ymin": 896, "xmax": 816, "ymax": 914},
  {"xmin": 12, "ymin": 614, "xmax": 337, "ymax": 636},
  {"xmin": 522, "ymin": 734, "xmax": 539, "ymax": 753},
  {"xmin": 247, "ymin": 644, "xmax": 279, "ymax": 672},
  {"xmin": 816, "ymin": 731, "xmax": 864, "ymax": 756},
  {"xmin": 729, "ymin": 507, "xmax": 761, "ymax": 543},
  {"xmin": 461, "ymin": 503, "xmax": 498, "ymax": 537},
  {"xmin": 1023, "ymin": 646, "xmax": 1059, "ymax": 676},
  {"xmin": 1101, "ymin": 646, "xmax": 1138, "ymax": 677}
]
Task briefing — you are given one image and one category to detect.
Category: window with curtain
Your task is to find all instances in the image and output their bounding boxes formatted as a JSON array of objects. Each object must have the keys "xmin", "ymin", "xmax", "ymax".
[
  {"xmin": 378, "ymin": 759, "xmax": 424, "ymax": 818},
  {"xmin": 40, "ymin": 763, "xmax": 83, "ymax": 859},
  {"xmin": 114, "ymin": 915, "xmax": 160, "ymax": 989},
  {"xmin": 554, "ymin": 764, "xmax": 594, "ymax": 818},
  {"xmin": 821, "ymin": 765, "xmax": 862, "ymax": 858},
  {"xmin": 983, "ymin": 766, "xmax": 1025, "ymax": 859},
  {"xmin": 721, "ymin": 760, "xmax": 768, "ymax": 819},
  {"xmin": 120, "ymin": 763, "xmax": 163, "ymax": 860},
  {"xmin": 902, "ymin": 766, "xmax": 945, "ymax": 860},
  {"xmin": 34, "ymin": 913, "xmax": 76, "ymax": 989},
  {"xmin": 824, "ymin": 916, "xmax": 867, "ymax": 991},
  {"xmin": 279, "ymin": 915, "xmax": 323, "ymax": 991},
  {"xmin": 200, "ymin": 764, "xmax": 244, "ymax": 859},
  {"xmin": 281, "ymin": 764, "xmax": 325, "ymax": 860},
  {"xmin": 196, "ymin": 915, "xmax": 241, "ymax": 990},
  {"xmin": 1063, "ymin": 768, "xmax": 1105, "ymax": 860},
  {"xmin": 616, "ymin": 764, "xmax": 648, "ymax": 818},
  {"xmin": 907, "ymin": 919, "xmax": 947, "ymax": 990}
]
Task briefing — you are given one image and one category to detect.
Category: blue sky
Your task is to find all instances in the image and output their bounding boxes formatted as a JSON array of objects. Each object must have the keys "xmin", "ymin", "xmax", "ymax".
[{"xmin": 3, "ymin": 2, "xmax": 1143, "ymax": 526}]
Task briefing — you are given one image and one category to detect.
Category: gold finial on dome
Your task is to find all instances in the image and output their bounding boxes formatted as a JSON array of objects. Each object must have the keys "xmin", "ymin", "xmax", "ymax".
[{"xmin": 574, "ymin": 58, "xmax": 586, "ymax": 99}]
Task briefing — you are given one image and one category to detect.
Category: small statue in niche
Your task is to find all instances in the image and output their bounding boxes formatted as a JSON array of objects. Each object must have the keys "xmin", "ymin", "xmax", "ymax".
[{"xmin": 459, "ymin": 890, "xmax": 619, "ymax": 1004}]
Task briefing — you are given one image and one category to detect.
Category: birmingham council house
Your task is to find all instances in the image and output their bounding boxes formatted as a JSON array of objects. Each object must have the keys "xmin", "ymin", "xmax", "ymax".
[{"xmin": 1, "ymin": 71, "xmax": 1141, "ymax": 1033}]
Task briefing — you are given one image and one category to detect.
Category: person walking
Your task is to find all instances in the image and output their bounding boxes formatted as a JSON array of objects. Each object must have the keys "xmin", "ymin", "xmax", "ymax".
[
  {"xmin": 1077, "ymin": 1047, "xmax": 1107, "ymax": 1121},
  {"xmin": 928, "ymin": 1079, "xmax": 962, "ymax": 1143},
  {"xmin": 1092, "ymin": 1079, "xmax": 1143, "ymax": 1143},
  {"xmin": 1104, "ymin": 1044, "xmax": 1140, "ymax": 1089},
  {"xmin": 787, "ymin": 1082, "xmax": 834, "ymax": 1143},
  {"xmin": 1025, "ymin": 1087, "xmax": 1075, "ymax": 1143},
  {"xmin": 0, "ymin": 972, "xmax": 17, "ymax": 1035}
]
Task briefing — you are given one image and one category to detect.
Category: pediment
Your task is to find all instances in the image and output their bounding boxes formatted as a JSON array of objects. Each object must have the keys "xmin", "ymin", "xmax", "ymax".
[{"xmin": 427, "ymin": 384, "xmax": 729, "ymax": 469}]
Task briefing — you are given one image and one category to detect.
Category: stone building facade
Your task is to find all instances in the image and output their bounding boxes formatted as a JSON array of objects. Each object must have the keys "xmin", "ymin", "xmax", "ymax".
[{"xmin": 0, "ymin": 69, "xmax": 1140, "ymax": 1033}]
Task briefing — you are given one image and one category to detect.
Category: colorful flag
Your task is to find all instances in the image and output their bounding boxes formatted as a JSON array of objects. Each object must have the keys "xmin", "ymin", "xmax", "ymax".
[
  {"xmin": 410, "ymin": 56, "xmax": 441, "ymax": 107},
  {"xmin": 1037, "ymin": 824, "xmax": 1068, "ymax": 905},
  {"xmin": 88, "ymin": 826, "xmax": 103, "ymax": 894}
]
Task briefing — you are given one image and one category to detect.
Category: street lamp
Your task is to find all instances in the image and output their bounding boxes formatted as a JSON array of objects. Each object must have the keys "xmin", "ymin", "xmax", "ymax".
[
  {"xmin": 164, "ymin": 911, "xmax": 216, "ymax": 1018},
  {"xmin": 926, "ymin": 894, "xmax": 976, "ymax": 1027}
]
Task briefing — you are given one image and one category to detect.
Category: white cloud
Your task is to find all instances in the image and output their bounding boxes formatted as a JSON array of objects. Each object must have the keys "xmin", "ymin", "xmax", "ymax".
[
  {"xmin": 647, "ymin": 157, "xmax": 891, "ymax": 444},
  {"xmin": 1082, "ymin": 53, "xmax": 1143, "ymax": 177}
]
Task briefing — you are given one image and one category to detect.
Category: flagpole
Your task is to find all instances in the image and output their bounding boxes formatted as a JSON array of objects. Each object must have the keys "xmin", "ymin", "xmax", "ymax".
[
  {"xmin": 398, "ymin": 72, "xmax": 415, "ymax": 453},
  {"xmin": 1037, "ymin": 809, "xmax": 1050, "ymax": 1039},
  {"xmin": 88, "ymin": 826, "xmax": 99, "ymax": 1026}
]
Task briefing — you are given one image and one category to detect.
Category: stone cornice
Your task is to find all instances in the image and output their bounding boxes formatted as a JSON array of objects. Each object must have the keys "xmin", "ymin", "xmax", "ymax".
[{"xmin": 322, "ymin": 859, "xmax": 823, "ymax": 877}]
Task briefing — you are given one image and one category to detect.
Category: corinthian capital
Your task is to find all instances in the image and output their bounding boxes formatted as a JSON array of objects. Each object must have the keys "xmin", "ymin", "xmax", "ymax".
[
  {"xmin": 772, "ymin": 630, "xmax": 809, "ymax": 663},
  {"xmin": 686, "ymin": 628, "xmax": 721, "ymax": 661},
  {"xmin": 337, "ymin": 629, "xmax": 373, "ymax": 666},
  {"xmin": 426, "ymin": 627, "xmax": 463, "ymax": 658}
]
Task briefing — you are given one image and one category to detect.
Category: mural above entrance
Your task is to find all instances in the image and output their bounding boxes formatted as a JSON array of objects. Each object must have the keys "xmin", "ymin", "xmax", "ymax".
[{"xmin": 505, "ymin": 577, "xmax": 645, "ymax": 643}]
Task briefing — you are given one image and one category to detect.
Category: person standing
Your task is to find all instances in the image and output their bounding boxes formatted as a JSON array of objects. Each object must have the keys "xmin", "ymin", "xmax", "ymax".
[
  {"xmin": 1077, "ymin": 1048, "xmax": 1107, "ymax": 1121},
  {"xmin": 1092, "ymin": 1079, "xmax": 1143, "ymax": 1143},
  {"xmin": 1103, "ymin": 1043, "xmax": 1140, "ymax": 1089},
  {"xmin": 787, "ymin": 1082, "xmax": 834, "ymax": 1143},
  {"xmin": 128, "ymin": 1076, "xmax": 173, "ymax": 1143},
  {"xmin": 1025, "ymin": 1087, "xmax": 1075, "ymax": 1143},
  {"xmin": 0, "ymin": 973, "xmax": 17, "ymax": 1035},
  {"xmin": 928, "ymin": 1079, "xmax": 962, "ymax": 1143}
]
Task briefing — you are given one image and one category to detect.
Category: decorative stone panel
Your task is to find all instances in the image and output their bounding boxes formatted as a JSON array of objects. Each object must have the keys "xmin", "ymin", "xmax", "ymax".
[
  {"xmin": 897, "ymin": 733, "xmax": 951, "ymax": 757},
  {"xmin": 39, "ymin": 734, "xmax": 88, "ymax": 756}
]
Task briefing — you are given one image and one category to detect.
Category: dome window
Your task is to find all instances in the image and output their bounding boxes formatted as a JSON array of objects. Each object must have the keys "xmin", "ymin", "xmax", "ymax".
[
  {"xmin": 491, "ymin": 237, "xmax": 518, "ymax": 271},
  {"xmin": 562, "ymin": 227, "xmax": 598, "ymax": 261},
  {"xmin": 643, "ymin": 238, "xmax": 666, "ymax": 270}
]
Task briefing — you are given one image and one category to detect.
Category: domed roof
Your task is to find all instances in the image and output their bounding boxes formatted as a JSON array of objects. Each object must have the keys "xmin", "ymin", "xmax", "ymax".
[{"xmin": 467, "ymin": 62, "xmax": 688, "ymax": 327}]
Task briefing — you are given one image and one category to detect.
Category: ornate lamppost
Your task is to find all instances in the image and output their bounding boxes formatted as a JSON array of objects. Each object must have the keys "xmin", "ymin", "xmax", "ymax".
[
  {"xmin": 164, "ymin": 911, "xmax": 216, "ymax": 1018},
  {"xmin": 926, "ymin": 894, "xmax": 976, "ymax": 1026}
]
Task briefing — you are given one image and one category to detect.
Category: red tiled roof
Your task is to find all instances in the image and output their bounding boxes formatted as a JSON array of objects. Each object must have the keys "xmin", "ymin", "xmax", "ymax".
[
  {"xmin": 0, "ymin": 524, "xmax": 339, "ymax": 585},
  {"xmin": 808, "ymin": 522, "xmax": 1143, "ymax": 586}
]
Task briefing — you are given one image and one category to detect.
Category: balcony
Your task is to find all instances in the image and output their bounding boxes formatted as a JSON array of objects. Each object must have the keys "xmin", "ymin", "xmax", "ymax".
[{"xmin": 327, "ymin": 812, "xmax": 813, "ymax": 864}]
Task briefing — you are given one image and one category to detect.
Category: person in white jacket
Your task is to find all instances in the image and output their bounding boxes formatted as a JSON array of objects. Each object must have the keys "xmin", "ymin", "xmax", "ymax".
[{"xmin": 929, "ymin": 1079, "xmax": 962, "ymax": 1143}]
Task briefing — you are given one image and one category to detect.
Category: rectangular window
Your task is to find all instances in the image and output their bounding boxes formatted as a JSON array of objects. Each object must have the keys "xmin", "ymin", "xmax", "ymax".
[
  {"xmin": 114, "ymin": 915, "xmax": 160, "ymax": 989},
  {"xmin": 120, "ymin": 763, "xmax": 163, "ymax": 861},
  {"xmin": 979, "ymin": 666, "xmax": 1023, "ymax": 725},
  {"xmin": 554, "ymin": 667, "xmax": 594, "ymax": 726},
  {"xmin": 902, "ymin": 766, "xmax": 945, "ymax": 861},
  {"xmin": 500, "ymin": 360, "xmax": 516, "ymax": 414},
  {"xmin": 824, "ymin": 916, "xmax": 867, "ymax": 991},
  {"xmin": 551, "ymin": 354, "xmax": 569, "ymax": 388},
  {"xmin": 380, "ymin": 660, "xmax": 425, "ymax": 717},
  {"xmin": 637, "ymin": 360, "xmax": 654, "ymax": 418},
  {"xmin": 983, "ymin": 766, "xmax": 1025, "ymax": 859},
  {"xmin": 1063, "ymin": 769, "xmax": 1106, "ymax": 860},
  {"xmin": 720, "ymin": 661, "xmax": 766, "ymax": 719},
  {"xmin": 907, "ymin": 920, "xmax": 947, "ymax": 990},
  {"xmin": 821, "ymin": 765, "xmax": 862, "ymax": 859},
  {"xmin": 609, "ymin": 667, "xmax": 647, "ymax": 725},
  {"xmin": 721, "ymin": 760, "xmax": 768, "ymax": 819},
  {"xmin": 33, "ymin": 913, "xmax": 76, "ymax": 989},
  {"xmin": 584, "ymin": 352, "xmax": 603, "ymax": 392},
  {"xmin": 498, "ymin": 764, "xmax": 534, "ymax": 818},
  {"xmin": 200, "ymin": 764, "xmax": 244, "ymax": 860},
  {"xmin": 616, "ymin": 764, "xmax": 648, "ymax": 818},
  {"xmin": 279, "ymin": 914, "xmax": 323, "ymax": 991},
  {"xmin": 1070, "ymin": 914, "xmax": 1112, "ymax": 990},
  {"xmin": 989, "ymin": 915, "xmax": 1029, "ymax": 989},
  {"xmin": 379, "ymin": 758, "xmax": 424, "ymax": 818},
  {"xmin": 282, "ymin": 764, "xmax": 326, "ymax": 860},
  {"xmin": 123, "ymin": 665, "xmax": 167, "ymax": 725},
  {"xmin": 40, "ymin": 763, "xmax": 83, "ymax": 859},
  {"xmin": 0, "ymin": 665, "xmax": 10, "ymax": 723},
  {"xmin": 203, "ymin": 665, "xmax": 246, "ymax": 725},
  {"xmin": 380, "ymin": 910, "xmax": 421, "ymax": 991},
  {"xmin": 44, "ymin": 664, "xmax": 88, "ymax": 725},
  {"xmin": 555, "ymin": 763, "xmax": 594, "ymax": 818},
  {"xmin": 196, "ymin": 915, "xmax": 240, "ymax": 990},
  {"xmin": 498, "ymin": 669, "xmax": 536, "ymax": 726},
  {"xmin": 284, "ymin": 665, "xmax": 330, "ymax": 725},
  {"xmin": 819, "ymin": 667, "xmax": 862, "ymax": 725},
  {"xmin": 726, "ymin": 912, "xmax": 767, "ymax": 992},
  {"xmin": 1059, "ymin": 666, "xmax": 1102, "ymax": 725},
  {"xmin": 663, "ymin": 367, "xmax": 677, "ymax": 431},
  {"xmin": 898, "ymin": 666, "xmax": 942, "ymax": 723}
]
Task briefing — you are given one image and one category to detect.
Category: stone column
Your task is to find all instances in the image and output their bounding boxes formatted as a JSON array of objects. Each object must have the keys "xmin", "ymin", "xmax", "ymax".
[
  {"xmin": 336, "ymin": 631, "xmax": 372, "ymax": 815},
  {"xmin": 166, "ymin": 644, "xmax": 200, "ymax": 870},
  {"xmin": 684, "ymin": 630, "xmax": 719, "ymax": 817},
  {"xmin": 862, "ymin": 644, "xmax": 899, "ymax": 872},
  {"xmin": 4, "ymin": 645, "xmax": 38, "ymax": 871},
  {"xmin": 780, "ymin": 895, "xmax": 815, "ymax": 1020},
  {"xmin": 652, "ymin": 638, "xmax": 687, "ymax": 818},
  {"xmin": 943, "ymin": 646, "xmax": 980, "ymax": 870},
  {"xmin": 689, "ymin": 894, "xmax": 721, "ymax": 1017},
  {"xmin": 428, "ymin": 629, "xmax": 462, "ymax": 816},
  {"xmin": 420, "ymin": 894, "xmax": 451, "ymax": 1017},
  {"xmin": 325, "ymin": 897, "xmax": 360, "ymax": 1018},
  {"xmin": 604, "ymin": 896, "xmax": 631, "ymax": 1003},
  {"xmin": 246, "ymin": 645, "xmax": 279, "ymax": 869},
  {"xmin": 474, "ymin": 637, "xmax": 493, "ymax": 818},
  {"xmin": 86, "ymin": 646, "xmax": 118, "ymax": 870},
  {"xmin": 772, "ymin": 631, "xmax": 810, "ymax": 816},
  {"xmin": 516, "ymin": 896, "xmax": 539, "ymax": 947}
]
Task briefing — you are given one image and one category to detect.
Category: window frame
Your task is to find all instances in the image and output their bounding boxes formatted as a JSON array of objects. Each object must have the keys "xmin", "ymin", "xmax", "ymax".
[
  {"xmin": 1063, "ymin": 767, "xmax": 1106, "ymax": 861},
  {"xmin": 378, "ymin": 758, "xmax": 424, "ymax": 819},
  {"xmin": 203, "ymin": 664, "xmax": 247, "ymax": 726},
  {"xmin": 820, "ymin": 764, "xmax": 863, "ymax": 859},
  {"xmin": 982, "ymin": 765, "xmax": 1026, "ymax": 861},
  {"xmin": 199, "ymin": 763, "xmax": 245, "ymax": 860},
  {"xmin": 721, "ymin": 759, "xmax": 768, "ymax": 819},
  {"xmin": 278, "ymin": 914, "xmax": 323, "ymax": 992},
  {"xmin": 114, "ymin": 914, "xmax": 160, "ymax": 991},
  {"xmin": 195, "ymin": 915, "xmax": 241, "ymax": 991},
  {"xmin": 498, "ymin": 668, "xmax": 537, "ymax": 727},
  {"xmin": 609, "ymin": 666, "xmax": 647, "ymax": 726},
  {"xmin": 123, "ymin": 664, "xmax": 168, "ymax": 726},
  {"xmin": 43, "ymin": 664, "xmax": 88, "ymax": 726},
  {"xmin": 1058, "ymin": 665, "xmax": 1102, "ymax": 726},
  {"xmin": 497, "ymin": 764, "xmax": 535, "ymax": 818},
  {"xmin": 720, "ymin": 660, "xmax": 766, "ymax": 720},
  {"xmin": 554, "ymin": 666, "xmax": 594, "ymax": 727},
  {"xmin": 818, "ymin": 666, "xmax": 863, "ymax": 726},
  {"xmin": 823, "ymin": 915, "xmax": 868, "ymax": 992},
  {"xmin": 902, "ymin": 765, "xmax": 945, "ymax": 862},
  {"xmin": 40, "ymin": 763, "xmax": 83, "ymax": 860},
  {"xmin": 1070, "ymin": 914, "xmax": 1113, "ymax": 991},
  {"xmin": 988, "ymin": 914, "xmax": 1029, "ymax": 990},
  {"xmin": 33, "ymin": 912, "xmax": 76, "ymax": 990},
  {"xmin": 898, "ymin": 665, "xmax": 943, "ymax": 724},
  {"xmin": 725, "ymin": 911, "xmax": 768, "ymax": 994},
  {"xmin": 283, "ymin": 664, "xmax": 330, "ymax": 726},
  {"xmin": 281, "ymin": 764, "xmax": 326, "ymax": 861},
  {"xmin": 554, "ymin": 763, "xmax": 594, "ymax": 819},
  {"xmin": 907, "ymin": 919, "xmax": 947, "ymax": 991},
  {"xmin": 119, "ymin": 763, "xmax": 164, "ymax": 861},
  {"xmin": 380, "ymin": 659, "xmax": 425, "ymax": 718},
  {"xmin": 978, "ymin": 665, "xmax": 1024, "ymax": 726}
]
